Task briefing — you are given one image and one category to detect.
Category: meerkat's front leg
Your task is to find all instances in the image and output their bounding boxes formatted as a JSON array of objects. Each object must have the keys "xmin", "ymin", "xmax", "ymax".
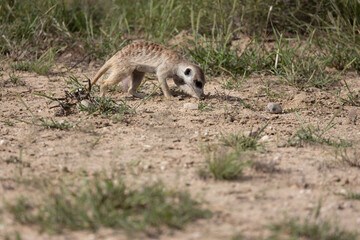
[
  {"xmin": 157, "ymin": 72, "xmax": 173, "ymax": 99},
  {"xmin": 159, "ymin": 76, "xmax": 173, "ymax": 98},
  {"xmin": 128, "ymin": 70, "xmax": 146, "ymax": 99}
]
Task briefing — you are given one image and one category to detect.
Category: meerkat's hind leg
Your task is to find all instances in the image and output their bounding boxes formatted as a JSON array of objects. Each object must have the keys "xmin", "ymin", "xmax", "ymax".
[
  {"xmin": 100, "ymin": 69, "xmax": 131, "ymax": 97},
  {"xmin": 128, "ymin": 70, "xmax": 146, "ymax": 99}
]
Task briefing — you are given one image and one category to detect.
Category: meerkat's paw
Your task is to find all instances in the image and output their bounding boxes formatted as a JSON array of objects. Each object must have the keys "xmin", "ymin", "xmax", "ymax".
[
  {"xmin": 163, "ymin": 92, "xmax": 174, "ymax": 100},
  {"xmin": 129, "ymin": 90, "xmax": 147, "ymax": 99}
]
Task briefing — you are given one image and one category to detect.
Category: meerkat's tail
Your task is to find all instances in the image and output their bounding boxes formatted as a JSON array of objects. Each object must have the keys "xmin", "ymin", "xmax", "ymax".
[{"xmin": 90, "ymin": 61, "xmax": 112, "ymax": 86}]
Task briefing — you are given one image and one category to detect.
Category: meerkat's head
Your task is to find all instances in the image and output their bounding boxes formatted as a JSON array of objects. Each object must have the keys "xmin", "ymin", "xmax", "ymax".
[{"xmin": 174, "ymin": 63, "xmax": 206, "ymax": 99}]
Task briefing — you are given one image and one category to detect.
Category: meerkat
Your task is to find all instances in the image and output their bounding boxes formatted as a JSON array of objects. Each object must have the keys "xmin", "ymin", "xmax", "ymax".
[{"xmin": 90, "ymin": 41, "xmax": 206, "ymax": 99}]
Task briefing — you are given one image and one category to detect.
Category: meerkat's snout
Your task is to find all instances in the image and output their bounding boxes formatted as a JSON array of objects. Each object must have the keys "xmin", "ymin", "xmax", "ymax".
[
  {"xmin": 175, "ymin": 65, "xmax": 206, "ymax": 99},
  {"xmin": 173, "ymin": 75, "xmax": 205, "ymax": 99},
  {"xmin": 193, "ymin": 79, "xmax": 205, "ymax": 99}
]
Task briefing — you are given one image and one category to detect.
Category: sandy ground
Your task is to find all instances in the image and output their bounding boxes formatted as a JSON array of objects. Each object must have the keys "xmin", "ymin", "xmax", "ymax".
[{"xmin": 1, "ymin": 58, "xmax": 360, "ymax": 239}]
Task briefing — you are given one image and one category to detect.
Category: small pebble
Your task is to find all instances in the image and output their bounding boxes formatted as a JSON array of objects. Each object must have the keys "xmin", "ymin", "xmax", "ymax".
[
  {"xmin": 277, "ymin": 141, "xmax": 287, "ymax": 148},
  {"xmin": 338, "ymin": 189, "xmax": 347, "ymax": 195},
  {"xmin": 266, "ymin": 102, "xmax": 282, "ymax": 114},
  {"xmin": 80, "ymin": 99, "xmax": 92, "ymax": 108},
  {"xmin": 260, "ymin": 135, "xmax": 270, "ymax": 142},
  {"xmin": 0, "ymin": 140, "xmax": 7, "ymax": 146},
  {"xmin": 143, "ymin": 164, "xmax": 152, "ymax": 170},
  {"xmin": 184, "ymin": 102, "xmax": 199, "ymax": 110}
]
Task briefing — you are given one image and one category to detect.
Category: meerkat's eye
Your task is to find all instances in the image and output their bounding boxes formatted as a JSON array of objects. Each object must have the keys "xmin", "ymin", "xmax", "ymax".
[
  {"xmin": 184, "ymin": 68, "xmax": 191, "ymax": 76},
  {"xmin": 194, "ymin": 80, "xmax": 203, "ymax": 88}
]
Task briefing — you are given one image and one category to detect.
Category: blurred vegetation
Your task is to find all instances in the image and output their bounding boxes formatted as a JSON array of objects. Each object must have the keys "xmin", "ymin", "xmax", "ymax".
[
  {"xmin": 7, "ymin": 173, "xmax": 211, "ymax": 233},
  {"xmin": 0, "ymin": 0, "xmax": 359, "ymax": 84}
]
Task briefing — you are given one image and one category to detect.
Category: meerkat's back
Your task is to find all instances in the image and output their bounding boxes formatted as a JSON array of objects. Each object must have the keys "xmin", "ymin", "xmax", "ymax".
[{"xmin": 116, "ymin": 41, "xmax": 181, "ymax": 68}]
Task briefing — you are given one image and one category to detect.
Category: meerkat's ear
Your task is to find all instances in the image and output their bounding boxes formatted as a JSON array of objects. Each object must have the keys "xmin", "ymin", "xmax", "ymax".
[{"xmin": 184, "ymin": 68, "xmax": 191, "ymax": 76}]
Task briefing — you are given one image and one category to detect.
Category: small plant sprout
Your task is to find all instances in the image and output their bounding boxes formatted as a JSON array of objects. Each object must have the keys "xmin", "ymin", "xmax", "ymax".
[{"xmin": 289, "ymin": 111, "xmax": 352, "ymax": 147}]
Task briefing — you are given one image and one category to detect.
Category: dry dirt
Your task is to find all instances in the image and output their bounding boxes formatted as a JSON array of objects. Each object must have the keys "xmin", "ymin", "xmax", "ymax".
[{"xmin": 1, "ymin": 58, "xmax": 360, "ymax": 240}]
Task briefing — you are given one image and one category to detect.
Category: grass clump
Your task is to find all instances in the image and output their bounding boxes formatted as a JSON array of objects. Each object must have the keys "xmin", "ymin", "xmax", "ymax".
[
  {"xmin": 186, "ymin": 39, "xmax": 243, "ymax": 77},
  {"xmin": 15, "ymin": 95, "xmax": 74, "ymax": 130},
  {"xmin": 271, "ymin": 33, "xmax": 338, "ymax": 89},
  {"xmin": 321, "ymin": 37, "xmax": 360, "ymax": 72},
  {"xmin": 198, "ymin": 101, "xmax": 214, "ymax": 111},
  {"xmin": 11, "ymin": 48, "xmax": 56, "ymax": 75},
  {"xmin": 337, "ymin": 79, "xmax": 360, "ymax": 107},
  {"xmin": 288, "ymin": 112, "xmax": 351, "ymax": 148},
  {"xmin": 220, "ymin": 123, "xmax": 268, "ymax": 152},
  {"xmin": 7, "ymin": 173, "xmax": 211, "ymax": 234},
  {"xmin": 268, "ymin": 218, "xmax": 357, "ymax": 240},
  {"xmin": 8, "ymin": 72, "xmax": 23, "ymax": 85},
  {"xmin": 11, "ymin": 61, "xmax": 31, "ymax": 71},
  {"xmin": 16, "ymin": 73, "xmax": 131, "ymax": 127},
  {"xmin": 266, "ymin": 200, "xmax": 357, "ymax": 240},
  {"xmin": 203, "ymin": 149, "xmax": 251, "ymax": 181},
  {"xmin": 289, "ymin": 125, "xmax": 350, "ymax": 148},
  {"xmin": 199, "ymin": 125, "xmax": 268, "ymax": 180},
  {"xmin": 187, "ymin": 32, "xmax": 343, "ymax": 90},
  {"xmin": 345, "ymin": 191, "xmax": 360, "ymax": 201},
  {"xmin": 78, "ymin": 96, "xmax": 130, "ymax": 117},
  {"xmin": 220, "ymin": 132, "xmax": 262, "ymax": 152},
  {"xmin": 4, "ymin": 119, "xmax": 15, "ymax": 126},
  {"xmin": 35, "ymin": 73, "xmax": 130, "ymax": 119},
  {"xmin": 313, "ymin": 0, "xmax": 360, "ymax": 71},
  {"xmin": 334, "ymin": 146, "xmax": 360, "ymax": 168},
  {"xmin": 65, "ymin": 75, "xmax": 131, "ymax": 118},
  {"xmin": 4, "ymin": 156, "xmax": 22, "ymax": 165},
  {"xmin": 186, "ymin": 37, "xmax": 273, "ymax": 78}
]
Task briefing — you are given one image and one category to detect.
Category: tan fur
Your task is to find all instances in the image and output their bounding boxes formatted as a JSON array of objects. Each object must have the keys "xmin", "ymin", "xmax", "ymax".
[{"xmin": 91, "ymin": 41, "xmax": 206, "ymax": 99}]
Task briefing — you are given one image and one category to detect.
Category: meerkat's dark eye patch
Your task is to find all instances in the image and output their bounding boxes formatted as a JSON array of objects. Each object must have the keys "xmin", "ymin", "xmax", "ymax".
[
  {"xmin": 173, "ymin": 76, "xmax": 185, "ymax": 86},
  {"xmin": 194, "ymin": 80, "xmax": 203, "ymax": 88},
  {"xmin": 184, "ymin": 68, "xmax": 191, "ymax": 76}
]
